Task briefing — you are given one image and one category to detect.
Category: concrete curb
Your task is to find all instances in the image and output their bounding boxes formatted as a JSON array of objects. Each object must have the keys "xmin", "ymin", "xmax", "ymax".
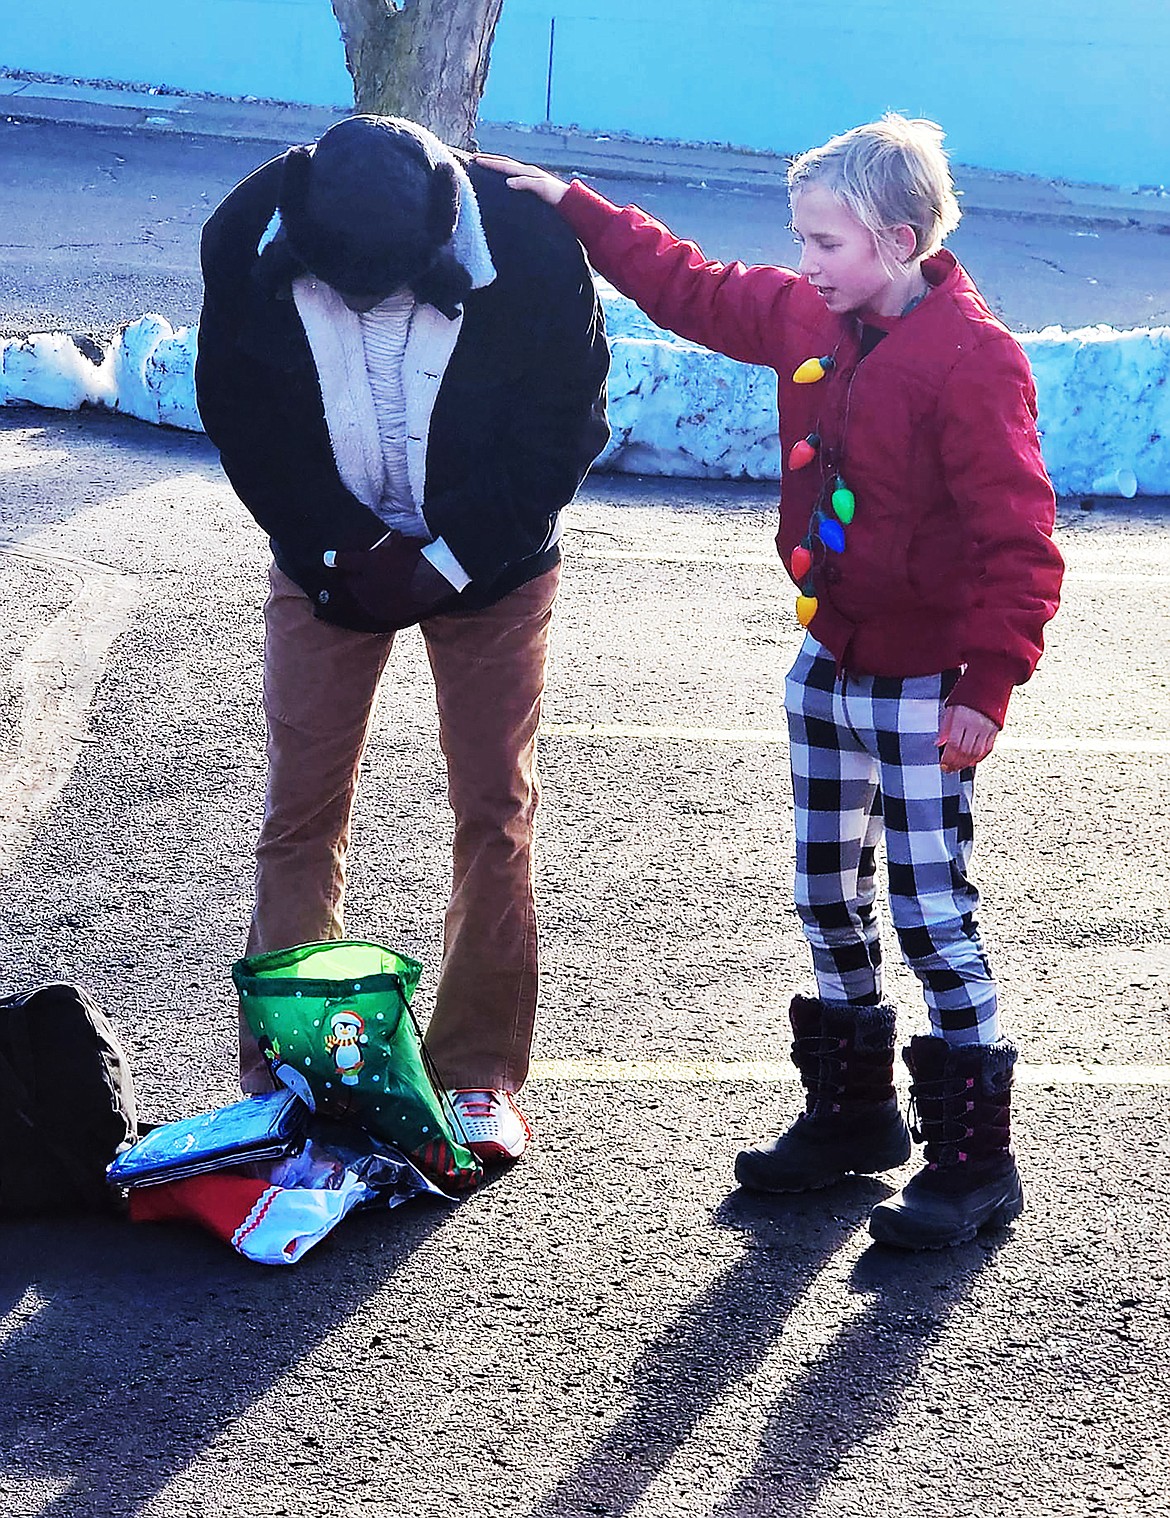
[{"xmin": 5, "ymin": 79, "xmax": 1170, "ymax": 232}]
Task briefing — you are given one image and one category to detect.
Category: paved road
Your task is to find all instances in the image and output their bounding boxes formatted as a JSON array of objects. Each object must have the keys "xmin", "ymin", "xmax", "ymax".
[
  {"xmin": 3, "ymin": 115, "xmax": 1170, "ymax": 340},
  {"xmin": 0, "ymin": 409, "xmax": 1166, "ymax": 1517}
]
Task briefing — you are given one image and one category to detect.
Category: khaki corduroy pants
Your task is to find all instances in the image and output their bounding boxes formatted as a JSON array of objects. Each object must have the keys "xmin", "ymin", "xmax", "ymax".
[{"xmin": 241, "ymin": 560, "xmax": 559, "ymax": 1095}]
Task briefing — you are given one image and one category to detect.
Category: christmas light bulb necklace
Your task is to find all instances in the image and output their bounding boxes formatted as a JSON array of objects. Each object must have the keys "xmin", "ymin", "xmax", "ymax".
[{"xmin": 786, "ymin": 308, "xmax": 910, "ymax": 628}]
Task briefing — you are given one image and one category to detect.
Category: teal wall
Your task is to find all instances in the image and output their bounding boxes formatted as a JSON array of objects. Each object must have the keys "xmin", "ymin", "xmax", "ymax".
[
  {"xmin": 482, "ymin": 0, "xmax": 1170, "ymax": 187},
  {"xmin": 3, "ymin": 0, "xmax": 1168, "ymax": 187},
  {"xmin": 0, "ymin": 0, "xmax": 352, "ymax": 105}
]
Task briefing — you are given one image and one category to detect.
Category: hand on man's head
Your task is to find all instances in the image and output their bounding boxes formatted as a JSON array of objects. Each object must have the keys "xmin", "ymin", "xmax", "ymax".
[{"xmin": 474, "ymin": 155, "xmax": 571, "ymax": 206}]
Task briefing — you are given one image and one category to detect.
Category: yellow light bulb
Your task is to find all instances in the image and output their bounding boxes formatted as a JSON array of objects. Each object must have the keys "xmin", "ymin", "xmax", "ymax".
[
  {"xmin": 795, "ymin": 594, "xmax": 818, "ymax": 627},
  {"xmin": 792, "ymin": 355, "xmax": 834, "ymax": 384}
]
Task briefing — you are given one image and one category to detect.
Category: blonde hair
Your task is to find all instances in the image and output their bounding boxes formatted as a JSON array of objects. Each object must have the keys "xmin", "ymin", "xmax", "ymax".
[{"xmin": 788, "ymin": 114, "xmax": 962, "ymax": 259}]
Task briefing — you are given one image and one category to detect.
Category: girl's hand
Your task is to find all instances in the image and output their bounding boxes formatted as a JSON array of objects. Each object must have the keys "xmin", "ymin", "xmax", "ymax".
[
  {"xmin": 474, "ymin": 153, "xmax": 571, "ymax": 206},
  {"xmin": 937, "ymin": 704, "xmax": 1000, "ymax": 772}
]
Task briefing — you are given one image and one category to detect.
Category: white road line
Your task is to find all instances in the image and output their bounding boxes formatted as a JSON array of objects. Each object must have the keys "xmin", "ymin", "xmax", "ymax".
[
  {"xmin": 544, "ymin": 721, "xmax": 790, "ymax": 743},
  {"xmin": 0, "ymin": 548, "xmax": 139, "ymax": 873},
  {"xmin": 999, "ymin": 737, "xmax": 1170, "ymax": 753},
  {"xmin": 1062, "ymin": 571, "xmax": 1170, "ymax": 584},
  {"xmin": 530, "ymin": 1058, "xmax": 1170, "ymax": 1085},
  {"xmin": 542, "ymin": 721, "xmax": 1170, "ymax": 754},
  {"xmin": 0, "ymin": 537, "xmax": 127, "ymax": 577},
  {"xmin": 574, "ymin": 549, "xmax": 1170, "ymax": 584},
  {"xmin": 576, "ymin": 548, "xmax": 780, "ymax": 565}
]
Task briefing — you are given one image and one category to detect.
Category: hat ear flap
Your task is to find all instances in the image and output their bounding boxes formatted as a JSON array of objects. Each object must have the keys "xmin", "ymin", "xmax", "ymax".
[
  {"xmin": 279, "ymin": 145, "xmax": 314, "ymax": 214},
  {"xmin": 427, "ymin": 161, "xmax": 459, "ymax": 247},
  {"xmin": 412, "ymin": 247, "xmax": 473, "ymax": 319}
]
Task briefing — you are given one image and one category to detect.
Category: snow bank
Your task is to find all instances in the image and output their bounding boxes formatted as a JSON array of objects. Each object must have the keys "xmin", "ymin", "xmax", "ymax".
[
  {"xmin": 0, "ymin": 316, "xmax": 200, "ymax": 431},
  {"xmin": 0, "ymin": 331, "xmax": 118, "ymax": 413},
  {"xmin": 110, "ymin": 316, "xmax": 202, "ymax": 431},
  {"xmin": 2, "ymin": 294, "xmax": 1168, "ymax": 497},
  {"xmin": 594, "ymin": 292, "xmax": 1170, "ymax": 496},
  {"xmin": 1018, "ymin": 323, "xmax": 1170, "ymax": 498}
]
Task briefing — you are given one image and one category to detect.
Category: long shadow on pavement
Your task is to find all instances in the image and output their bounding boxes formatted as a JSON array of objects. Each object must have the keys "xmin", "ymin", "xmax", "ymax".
[
  {"xmin": 707, "ymin": 1236, "xmax": 1009, "ymax": 1516},
  {"xmin": 0, "ymin": 1197, "xmax": 452, "ymax": 1517},
  {"xmin": 0, "ymin": 408, "xmax": 216, "ymax": 539},
  {"xmin": 528, "ymin": 1184, "xmax": 1006, "ymax": 1518}
]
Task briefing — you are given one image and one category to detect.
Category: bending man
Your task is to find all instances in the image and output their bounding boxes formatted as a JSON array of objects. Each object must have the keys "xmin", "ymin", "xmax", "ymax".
[{"xmin": 195, "ymin": 115, "xmax": 609, "ymax": 1162}]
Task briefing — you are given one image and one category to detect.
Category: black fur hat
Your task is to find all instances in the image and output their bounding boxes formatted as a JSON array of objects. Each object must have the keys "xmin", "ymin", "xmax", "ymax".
[{"xmin": 275, "ymin": 116, "xmax": 471, "ymax": 313}]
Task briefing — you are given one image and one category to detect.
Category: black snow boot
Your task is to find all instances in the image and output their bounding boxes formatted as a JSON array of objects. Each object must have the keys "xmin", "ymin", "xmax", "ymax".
[
  {"xmin": 734, "ymin": 995, "xmax": 911, "ymax": 1193},
  {"xmin": 868, "ymin": 1036, "xmax": 1024, "ymax": 1250}
]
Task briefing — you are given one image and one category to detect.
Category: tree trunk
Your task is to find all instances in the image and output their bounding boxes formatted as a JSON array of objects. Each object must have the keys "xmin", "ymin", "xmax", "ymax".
[{"xmin": 329, "ymin": 0, "xmax": 506, "ymax": 150}]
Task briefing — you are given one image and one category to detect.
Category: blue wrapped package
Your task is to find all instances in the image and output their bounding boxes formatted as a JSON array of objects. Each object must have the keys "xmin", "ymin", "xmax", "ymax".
[{"xmin": 107, "ymin": 1089, "xmax": 309, "ymax": 1188}]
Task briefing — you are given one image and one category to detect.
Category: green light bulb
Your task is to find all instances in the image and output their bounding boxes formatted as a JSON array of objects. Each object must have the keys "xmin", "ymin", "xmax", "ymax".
[{"xmin": 832, "ymin": 486, "xmax": 856, "ymax": 524}]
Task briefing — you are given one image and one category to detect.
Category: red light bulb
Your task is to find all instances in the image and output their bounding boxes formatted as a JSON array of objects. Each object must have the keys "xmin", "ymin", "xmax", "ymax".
[{"xmin": 787, "ymin": 433, "xmax": 820, "ymax": 471}]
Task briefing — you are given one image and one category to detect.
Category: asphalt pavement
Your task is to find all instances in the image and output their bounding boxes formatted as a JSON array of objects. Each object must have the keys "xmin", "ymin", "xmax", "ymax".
[
  {"xmin": 0, "ymin": 79, "xmax": 1168, "ymax": 1518},
  {"xmin": 0, "ymin": 407, "xmax": 1167, "ymax": 1516},
  {"xmin": 2, "ymin": 77, "xmax": 1170, "ymax": 339}
]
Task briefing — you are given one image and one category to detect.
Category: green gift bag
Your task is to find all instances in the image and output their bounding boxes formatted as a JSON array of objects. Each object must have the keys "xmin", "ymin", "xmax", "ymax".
[{"xmin": 233, "ymin": 941, "xmax": 482, "ymax": 1193}]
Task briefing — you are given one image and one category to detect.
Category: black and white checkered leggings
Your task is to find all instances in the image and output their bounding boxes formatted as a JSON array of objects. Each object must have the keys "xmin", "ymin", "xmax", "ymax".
[{"xmin": 785, "ymin": 637, "xmax": 999, "ymax": 1045}]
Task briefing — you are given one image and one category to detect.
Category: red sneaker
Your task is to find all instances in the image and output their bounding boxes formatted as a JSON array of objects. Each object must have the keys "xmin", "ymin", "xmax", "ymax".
[{"xmin": 448, "ymin": 1089, "xmax": 532, "ymax": 1163}]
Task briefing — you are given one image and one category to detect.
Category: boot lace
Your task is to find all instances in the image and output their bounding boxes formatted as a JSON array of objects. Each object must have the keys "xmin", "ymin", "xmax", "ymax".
[
  {"xmin": 907, "ymin": 1073, "xmax": 976, "ymax": 1169},
  {"xmin": 792, "ymin": 1034, "xmax": 849, "ymax": 1118}
]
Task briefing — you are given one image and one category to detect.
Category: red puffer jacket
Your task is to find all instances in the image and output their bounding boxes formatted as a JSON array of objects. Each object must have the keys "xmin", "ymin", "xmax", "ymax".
[{"xmin": 559, "ymin": 181, "xmax": 1063, "ymax": 727}]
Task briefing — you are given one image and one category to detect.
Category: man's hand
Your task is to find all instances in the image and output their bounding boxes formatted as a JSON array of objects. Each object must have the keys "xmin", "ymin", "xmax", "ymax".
[
  {"xmin": 937, "ymin": 704, "xmax": 1000, "ymax": 772},
  {"xmin": 326, "ymin": 535, "xmax": 455, "ymax": 629},
  {"xmin": 474, "ymin": 154, "xmax": 571, "ymax": 206}
]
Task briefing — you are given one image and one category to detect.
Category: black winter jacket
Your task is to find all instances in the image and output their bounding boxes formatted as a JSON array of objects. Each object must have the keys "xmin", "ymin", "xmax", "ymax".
[{"xmin": 194, "ymin": 155, "xmax": 610, "ymax": 629}]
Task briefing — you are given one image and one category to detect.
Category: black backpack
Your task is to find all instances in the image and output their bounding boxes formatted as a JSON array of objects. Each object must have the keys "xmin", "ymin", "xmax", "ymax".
[{"xmin": 0, "ymin": 983, "xmax": 137, "ymax": 1214}]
